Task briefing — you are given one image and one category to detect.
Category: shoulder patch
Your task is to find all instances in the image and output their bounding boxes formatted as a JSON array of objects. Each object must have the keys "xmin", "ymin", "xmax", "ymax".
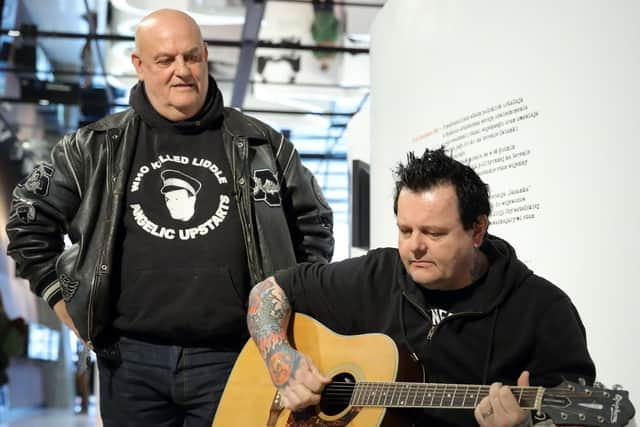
[
  {"xmin": 21, "ymin": 163, "xmax": 55, "ymax": 197},
  {"xmin": 251, "ymin": 169, "xmax": 281, "ymax": 207}
]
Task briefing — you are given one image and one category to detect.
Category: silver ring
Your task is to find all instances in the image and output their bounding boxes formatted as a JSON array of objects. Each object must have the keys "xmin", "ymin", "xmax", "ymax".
[{"xmin": 481, "ymin": 407, "xmax": 493, "ymax": 419}]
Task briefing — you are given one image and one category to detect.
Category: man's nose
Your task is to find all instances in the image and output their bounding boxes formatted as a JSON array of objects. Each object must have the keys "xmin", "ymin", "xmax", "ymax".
[
  {"xmin": 174, "ymin": 56, "xmax": 191, "ymax": 77},
  {"xmin": 409, "ymin": 233, "xmax": 427, "ymax": 253}
]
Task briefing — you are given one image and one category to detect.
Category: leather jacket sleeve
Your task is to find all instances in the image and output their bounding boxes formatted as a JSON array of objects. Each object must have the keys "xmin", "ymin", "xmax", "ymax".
[
  {"xmin": 268, "ymin": 126, "xmax": 335, "ymax": 263},
  {"xmin": 5, "ymin": 134, "xmax": 83, "ymax": 307}
]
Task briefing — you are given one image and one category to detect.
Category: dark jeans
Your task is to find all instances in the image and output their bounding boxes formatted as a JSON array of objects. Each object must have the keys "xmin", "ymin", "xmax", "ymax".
[{"xmin": 97, "ymin": 337, "xmax": 238, "ymax": 427}]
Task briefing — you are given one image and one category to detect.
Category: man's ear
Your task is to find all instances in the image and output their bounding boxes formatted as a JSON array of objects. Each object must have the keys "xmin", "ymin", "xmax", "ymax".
[
  {"xmin": 131, "ymin": 51, "xmax": 144, "ymax": 80},
  {"xmin": 472, "ymin": 215, "xmax": 489, "ymax": 247}
]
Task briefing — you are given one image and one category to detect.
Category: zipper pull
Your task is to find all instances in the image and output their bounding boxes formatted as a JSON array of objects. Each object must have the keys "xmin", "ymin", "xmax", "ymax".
[{"xmin": 426, "ymin": 324, "xmax": 436, "ymax": 340}]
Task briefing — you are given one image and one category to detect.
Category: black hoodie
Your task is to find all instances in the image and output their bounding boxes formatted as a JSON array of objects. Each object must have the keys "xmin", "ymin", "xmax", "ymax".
[
  {"xmin": 113, "ymin": 77, "xmax": 251, "ymax": 348},
  {"xmin": 276, "ymin": 234, "xmax": 595, "ymax": 426}
]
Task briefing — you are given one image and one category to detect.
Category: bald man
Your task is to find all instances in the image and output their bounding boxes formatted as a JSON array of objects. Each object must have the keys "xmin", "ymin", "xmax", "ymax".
[
  {"xmin": 132, "ymin": 9, "xmax": 209, "ymax": 121},
  {"xmin": 6, "ymin": 8, "xmax": 334, "ymax": 426}
]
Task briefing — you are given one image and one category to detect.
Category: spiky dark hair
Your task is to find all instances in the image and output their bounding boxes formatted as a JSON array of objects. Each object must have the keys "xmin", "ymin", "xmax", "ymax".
[{"xmin": 393, "ymin": 147, "xmax": 490, "ymax": 229}]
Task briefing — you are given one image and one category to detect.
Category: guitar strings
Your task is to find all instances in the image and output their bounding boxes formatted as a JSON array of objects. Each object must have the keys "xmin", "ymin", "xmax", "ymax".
[
  {"xmin": 314, "ymin": 383, "xmax": 614, "ymax": 422},
  {"xmin": 320, "ymin": 384, "xmax": 601, "ymax": 400},
  {"xmin": 322, "ymin": 382, "xmax": 600, "ymax": 397}
]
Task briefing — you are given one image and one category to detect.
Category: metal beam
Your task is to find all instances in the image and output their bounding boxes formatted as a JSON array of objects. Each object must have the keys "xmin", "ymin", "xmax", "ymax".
[
  {"xmin": 268, "ymin": 0, "xmax": 385, "ymax": 7},
  {"xmin": 82, "ymin": 0, "xmax": 113, "ymax": 105},
  {"xmin": 0, "ymin": 66, "xmax": 138, "ymax": 79},
  {"xmin": 0, "ymin": 29, "xmax": 369, "ymax": 54},
  {"xmin": 0, "ymin": 98, "xmax": 357, "ymax": 117},
  {"xmin": 0, "ymin": 66, "xmax": 369, "ymax": 89},
  {"xmin": 240, "ymin": 108, "xmax": 354, "ymax": 117},
  {"xmin": 257, "ymin": 39, "xmax": 367, "ymax": 54},
  {"xmin": 299, "ymin": 152, "xmax": 347, "ymax": 160},
  {"xmin": 231, "ymin": 0, "xmax": 266, "ymax": 108}
]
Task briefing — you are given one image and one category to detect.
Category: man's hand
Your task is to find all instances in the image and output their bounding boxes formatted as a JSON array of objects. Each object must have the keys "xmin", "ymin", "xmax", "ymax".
[
  {"xmin": 269, "ymin": 348, "xmax": 330, "ymax": 411},
  {"xmin": 474, "ymin": 371, "xmax": 532, "ymax": 427},
  {"xmin": 53, "ymin": 300, "xmax": 81, "ymax": 339}
]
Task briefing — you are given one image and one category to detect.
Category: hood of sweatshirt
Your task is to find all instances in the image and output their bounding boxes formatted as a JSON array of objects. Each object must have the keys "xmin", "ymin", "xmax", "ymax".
[
  {"xmin": 399, "ymin": 233, "xmax": 533, "ymax": 314},
  {"xmin": 473, "ymin": 233, "xmax": 534, "ymax": 311},
  {"xmin": 129, "ymin": 75, "xmax": 224, "ymax": 134}
]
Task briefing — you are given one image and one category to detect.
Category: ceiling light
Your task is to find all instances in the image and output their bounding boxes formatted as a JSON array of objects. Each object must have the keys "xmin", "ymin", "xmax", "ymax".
[
  {"xmin": 347, "ymin": 33, "xmax": 370, "ymax": 44},
  {"xmin": 110, "ymin": 0, "xmax": 245, "ymax": 26}
]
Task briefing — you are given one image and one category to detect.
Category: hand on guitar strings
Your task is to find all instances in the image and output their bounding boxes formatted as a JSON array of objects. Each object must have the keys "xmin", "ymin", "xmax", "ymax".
[
  {"xmin": 474, "ymin": 371, "xmax": 532, "ymax": 427},
  {"xmin": 271, "ymin": 350, "xmax": 331, "ymax": 412}
]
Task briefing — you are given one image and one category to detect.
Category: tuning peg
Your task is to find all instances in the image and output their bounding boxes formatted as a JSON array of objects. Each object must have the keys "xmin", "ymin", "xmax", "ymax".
[
  {"xmin": 578, "ymin": 377, "xmax": 586, "ymax": 386},
  {"xmin": 593, "ymin": 381, "xmax": 604, "ymax": 389},
  {"xmin": 612, "ymin": 384, "xmax": 623, "ymax": 390}
]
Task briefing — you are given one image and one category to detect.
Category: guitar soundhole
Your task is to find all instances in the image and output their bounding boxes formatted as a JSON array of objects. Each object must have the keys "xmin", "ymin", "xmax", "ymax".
[{"xmin": 320, "ymin": 373, "xmax": 356, "ymax": 416}]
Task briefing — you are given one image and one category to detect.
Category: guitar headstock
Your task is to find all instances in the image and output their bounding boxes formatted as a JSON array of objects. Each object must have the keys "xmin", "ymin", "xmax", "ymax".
[{"xmin": 541, "ymin": 380, "xmax": 635, "ymax": 426}]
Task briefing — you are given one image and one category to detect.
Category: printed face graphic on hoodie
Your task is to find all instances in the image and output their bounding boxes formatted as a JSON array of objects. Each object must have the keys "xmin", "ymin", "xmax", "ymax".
[
  {"xmin": 164, "ymin": 188, "xmax": 195, "ymax": 221},
  {"xmin": 160, "ymin": 169, "xmax": 201, "ymax": 222}
]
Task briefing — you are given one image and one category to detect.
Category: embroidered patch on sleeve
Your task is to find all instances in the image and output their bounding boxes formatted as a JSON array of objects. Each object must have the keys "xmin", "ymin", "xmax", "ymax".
[
  {"xmin": 251, "ymin": 169, "xmax": 281, "ymax": 207},
  {"xmin": 12, "ymin": 200, "xmax": 37, "ymax": 224},
  {"xmin": 59, "ymin": 274, "xmax": 80, "ymax": 302},
  {"xmin": 21, "ymin": 163, "xmax": 55, "ymax": 197}
]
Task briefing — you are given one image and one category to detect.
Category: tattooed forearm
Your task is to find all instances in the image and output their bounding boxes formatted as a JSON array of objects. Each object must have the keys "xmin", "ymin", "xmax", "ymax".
[
  {"xmin": 247, "ymin": 277, "xmax": 291, "ymax": 352},
  {"xmin": 247, "ymin": 277, "xmax": 300, "ymax": 388}
]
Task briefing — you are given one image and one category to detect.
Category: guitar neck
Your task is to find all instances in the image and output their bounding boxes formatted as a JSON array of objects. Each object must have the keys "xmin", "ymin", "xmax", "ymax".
[{"xmin": 341, "ymin": 382, "xmax": 544, "ymax": 410}]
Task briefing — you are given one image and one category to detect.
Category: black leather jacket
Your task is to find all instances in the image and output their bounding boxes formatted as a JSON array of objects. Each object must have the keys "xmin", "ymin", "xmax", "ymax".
[{"xmin": 6, "ymin": 107, "xmax": 334, "ymax": 347}]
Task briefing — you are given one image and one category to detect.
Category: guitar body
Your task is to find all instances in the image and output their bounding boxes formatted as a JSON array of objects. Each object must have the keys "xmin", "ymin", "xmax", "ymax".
[
  {"xmin": 214, "ymin": 313, "xmax": 635, "ymax": 426},
  {"xmin": 213, "ymin": 313, "xmax": 421, "ymax": 427}
]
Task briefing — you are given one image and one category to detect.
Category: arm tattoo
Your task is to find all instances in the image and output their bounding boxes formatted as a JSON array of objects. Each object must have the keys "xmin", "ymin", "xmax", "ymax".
[{"xmin": 247, "ymin": 277, "xmax": 301, "ymax": 388}]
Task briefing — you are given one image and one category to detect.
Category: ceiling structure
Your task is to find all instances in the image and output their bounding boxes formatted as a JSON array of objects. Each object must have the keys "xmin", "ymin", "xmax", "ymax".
[{"xmin": 0, "ymin": 0, "xmax": 385, "ymax": 258}]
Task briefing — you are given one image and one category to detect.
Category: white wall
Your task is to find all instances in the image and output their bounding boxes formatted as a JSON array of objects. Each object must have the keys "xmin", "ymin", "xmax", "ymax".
[{"xmin": 369, "ymin": 0, "xmax": 640, "ymax": 415}]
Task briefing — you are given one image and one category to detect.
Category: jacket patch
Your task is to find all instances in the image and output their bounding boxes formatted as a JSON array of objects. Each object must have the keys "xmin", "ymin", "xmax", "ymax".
[
  {"xmin": 11, "ymin": 199, "xmax": 36, "ymax": 224},
  {"xmin": 59, "ymin": 274, "xmax": 80, "ymax": 302},
  {"xmin": 251, "ymin": 169, "xmax": 281, "ymax": 207},
  {"xmin": 21, "ymin": 163, "xmax": 54, "ymax": 197}
]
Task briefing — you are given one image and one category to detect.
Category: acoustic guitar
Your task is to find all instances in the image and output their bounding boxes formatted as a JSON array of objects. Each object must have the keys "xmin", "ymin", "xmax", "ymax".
[{"xmin": 213, "ymin": 313, "xmax": 635, "ymax": 426}]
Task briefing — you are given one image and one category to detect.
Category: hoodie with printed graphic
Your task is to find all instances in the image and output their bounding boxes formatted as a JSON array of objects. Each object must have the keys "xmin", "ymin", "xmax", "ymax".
[{"xmin": 113, "ymin": 79, "xmax": 251, "ymax": 347}]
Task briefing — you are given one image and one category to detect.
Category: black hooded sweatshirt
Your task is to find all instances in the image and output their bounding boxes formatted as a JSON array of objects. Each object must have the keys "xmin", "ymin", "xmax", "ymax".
[
  {"xmin": 113, "ymin": 78, "xmax": 251, "ymax": 349},
  {"xmin": 276, "ymin": 234, "xmax": 595, "ymax": 426}
]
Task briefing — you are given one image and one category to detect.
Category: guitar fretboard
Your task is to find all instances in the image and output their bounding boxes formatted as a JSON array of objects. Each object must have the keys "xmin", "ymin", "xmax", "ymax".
[{"xmin": 324, "ymin": 382, "xmax": 544, "ymax": 410}]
